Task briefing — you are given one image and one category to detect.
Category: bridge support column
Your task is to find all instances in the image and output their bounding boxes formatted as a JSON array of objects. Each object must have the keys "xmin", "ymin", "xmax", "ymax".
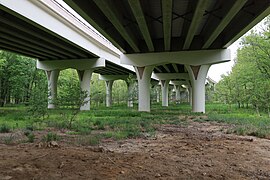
[
  {"xmin": 161, "ymin": 80, "xmax": 169, "ymax": 107},
  {"xmin": 175, "ymin": 85, "xmax": 181, "ymax": 103},
  {"xmin": 46, "ymin": 69, "xmax": 60, "ymax": 109},
  {"xmin": 105, "ymin": 80, "xmax": 114, "ymax": 107},
  {"xmin": 186, "ymin": 65, "xmax": 210, "ymax": 113},
  {"xmin": 77, "ymin": 69, "xmax": 93, "ymax": 110},
  {"xmin": 134, "ymin": 66, "xmax": 154, "ymax": 112},
  {"xmin": 156, "ymin": 87, "xmax": 160, "ymax": 103},
  {"xmin": 188, "ymin": 87, "xmax": 192, "ymax": 106},
  {"xmin": 126, "ymin": 81, "xmax": 134, "ymax": 107}
]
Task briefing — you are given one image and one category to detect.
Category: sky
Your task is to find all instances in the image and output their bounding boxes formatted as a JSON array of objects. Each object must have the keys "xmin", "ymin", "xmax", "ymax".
[
  {"xmin": 208, "ymin": 18, "xmax": 266, "ymax": 82},
  {"xmin": 208, "ymin": 41, "xmax": 239, "ymax": 82}
]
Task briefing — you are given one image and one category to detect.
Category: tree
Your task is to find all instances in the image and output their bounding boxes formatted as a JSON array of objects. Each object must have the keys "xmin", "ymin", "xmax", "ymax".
[
  {"xmin": 28, "ymin": 69, "xmax": 48, "ymax": 120},
  {"xmin": 215, "ymin": 16, "xmax": 270, "ymax": 116},
  {"xmin": 0, "ymin": 51, "xmax": 36, "ymax": 106}
]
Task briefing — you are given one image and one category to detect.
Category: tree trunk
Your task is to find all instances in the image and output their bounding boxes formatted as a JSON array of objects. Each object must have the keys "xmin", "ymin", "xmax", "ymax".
[
  {"xmin": 255, "ymin": 105, "xmax": 260, "ymax": 116},
  {"xmin": 237, "ymin": 101, "xmax": 240, "ymax": 108}
]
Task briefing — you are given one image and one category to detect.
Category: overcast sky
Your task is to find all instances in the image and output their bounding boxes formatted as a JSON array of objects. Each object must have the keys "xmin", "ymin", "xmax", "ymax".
[
  {"xmin": 208, "ymin": 18, "xmax": 266, "ymax": 82},
  {"xmin": 208, "ymin": 40, "xmax": 239, "ymax": 82}
]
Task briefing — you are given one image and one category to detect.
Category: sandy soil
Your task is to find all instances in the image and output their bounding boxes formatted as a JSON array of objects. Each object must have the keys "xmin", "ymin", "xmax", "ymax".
[{"xmin": 0, "ymin": 121, "xmax": 270, "ymax": 180}]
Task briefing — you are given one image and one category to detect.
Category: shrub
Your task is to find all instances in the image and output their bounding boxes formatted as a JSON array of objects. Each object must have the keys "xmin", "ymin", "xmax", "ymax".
[
  {"xmin": 3, "ymin": 134, "xmax": 15, "ymax": 144},
  {"xmin": 42, "ymin": 132, "xmax": 60, "ymax": 142},
  {"xmin": 27, "ymin": 133, "xmax": 35, "ymax": 143},
  {"xmin": 76, "ymin": 136, "xmax": 101, "ymax": 146},
  {"xmin": 0, "ymin": 124, "xmax": 11, "ymax": 133}
]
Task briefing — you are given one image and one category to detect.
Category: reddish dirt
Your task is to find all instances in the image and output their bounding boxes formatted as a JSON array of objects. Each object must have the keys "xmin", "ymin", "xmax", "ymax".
[{"xmin": 1, "ymin": 121, "xmax": 270, "ymax": 180}]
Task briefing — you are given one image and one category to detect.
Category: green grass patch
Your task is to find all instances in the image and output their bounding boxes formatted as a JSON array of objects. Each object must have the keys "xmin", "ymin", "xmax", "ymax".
[
  {"xmin": 0, "ymin": 103, "xmax": 270, "ymax": 144},
  {"xmin": 42, "ymin": 132, "xmax": 60, "ymax": 142}
]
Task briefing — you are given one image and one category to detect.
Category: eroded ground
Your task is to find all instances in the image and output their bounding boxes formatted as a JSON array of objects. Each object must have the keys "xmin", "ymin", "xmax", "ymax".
[{"xmin": 1, "ymin": 121, "xmax": 270, "ymax": 180}]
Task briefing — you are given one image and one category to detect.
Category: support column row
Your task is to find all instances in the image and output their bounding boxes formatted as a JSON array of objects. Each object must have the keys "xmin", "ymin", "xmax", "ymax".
[
  {"xmin": 46, "ymin": 69, "xmax": 93, "ymax": 111},
  {"xmin": 186, "ymin": 65, "xmax": 210, "ymax": 113},
  {"xmin": 134, "ymin": 66, "xmax": 154, "ymax": 112},
  {"xmin": 45, "ymin": 65, "xmax": 210, "ymax": 113},
  {"xmin": 77, "ymin": 69, "xmax": 93, "ymax": 110},
  {"xmin": 105, "ymin": 80, "xmax": 114, "ymax": 107}
]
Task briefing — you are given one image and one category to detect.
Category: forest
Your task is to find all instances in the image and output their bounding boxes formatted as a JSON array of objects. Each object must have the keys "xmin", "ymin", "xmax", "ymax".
[{"xmin": 215, "ymin": 17, "xmax": 270, "ymax": 117}]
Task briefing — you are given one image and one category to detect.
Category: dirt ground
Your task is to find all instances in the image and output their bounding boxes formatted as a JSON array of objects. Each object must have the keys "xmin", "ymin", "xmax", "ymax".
[{"xmin": 0, "ymin": 121, "xmax": 270, "ymax": 180}]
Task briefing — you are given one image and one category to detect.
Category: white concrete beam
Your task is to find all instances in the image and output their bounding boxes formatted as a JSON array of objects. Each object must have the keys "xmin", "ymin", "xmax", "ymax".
[
  {"xmin": 186, "ymin": 65, "xmax": 210, "ymax": 113},
  {"xmin": 46, "ymin": 69, "xmax": 60, "ymax": 109},
  {"xmin": 0, "ymin": 33, "xmax": 63, "ymax": 59},
  {"xmin": 174, "ymin": 85, "xmax": 181, "ymax": 102},
  {"xmin": 63, "ymin": 0, "xmax": 125, "ymax": 53},
  {"xmin": 203, "ymin": 0, "xmax": 248, "ymax": 49},
  {"xmin": 128, "ymin": 0, "xmax": 154, "ymax": 52},
  {"xmin": 99, "ymin": 74, "xmax": 134, "ymax": 81},
  {"xmin": 37, "ymin": 58, "xmax": 105, "ymax": 71},
  {"xmin": 121, "ymin": 49, "xmax": 231, "ymax": 67},
  {"xmin": 77, "ymin": 69, "xmax": 93, "ymax": 110},
  {"xmin": 154, "ymin": 67, "xmax": 163, "ymax": 73},
  {"xmin": 170, "ymin": 80, "xmax": 189, "ymax": 86},
  {"xmin": 188, "ymin": 86, "xmax": 192, "ymax": 106},
  {"xmin": 161, "ymin": 80, "xmax": 169, "ymax": 106},
  {"xmin": 93, "ymin": 0, "xmax": 140, "ymax": 52},
  {"xmin": 162, "ymin": 0, "xmax": 173, "ymax": 51},
  {"xmin": 154, "ymin": 73, "xmax": 189, "ymax": 80},
  {"xmin": 163, "ymin": 65, "xmax": 171, "ymax": 73},
  {"xmin": 183, "ymin": 0, "xmax": 211, "ymax": 49},
  {"xmin": 172, "ymin": 64, "xmax": 179, "ymax": 73},
  {"xmin": 134, "ymin": 66, "xmax": 154, "ymax": 112},
  {"xmin": 224, "ymin": 6, "xmax": 270, "ymax": 47},
  {"xmin": 0, "ymin": 0, "xmax": 122, "ymax": 63},
  {"xmin": 105, "ymin": 80, "xmax": 114, "ymax": 107}
]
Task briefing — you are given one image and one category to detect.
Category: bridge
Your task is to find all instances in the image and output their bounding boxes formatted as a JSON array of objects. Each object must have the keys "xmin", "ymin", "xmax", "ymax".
[{"xmin": 0, "ymin": 0, "xmax": 269, "ymax": 112}]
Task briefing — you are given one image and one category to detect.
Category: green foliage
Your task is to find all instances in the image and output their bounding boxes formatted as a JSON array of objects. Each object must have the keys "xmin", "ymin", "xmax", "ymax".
[
  {"xmin": 26, "ymin": 133, "xmax": 35, "ymax": 143},
  {"xmin": 76, "ymin": 136, "xmax": 101, "ymax": 146},
  {"xmin": 0, "ymin": 51, "xmax": 36, "ymax": 107},
  {"xmin": 0, "ymin": 123, "xmax": 11, "ymax": 133},
  {"xmin": 90, "ymin": 73, "xmax": 105, "ymax": 107},
  {"xmin": 112, "ymin": 80, "xmax": 127, "ymax": 105},
  {"xmin": 215, "ymin": 17, "xmax": 270, "ymax": 116},
  {"xmin": 27, "ymin": 70, "xmax": 48, "ymax": 120},
  {"xmin": 1, "ymin": 103, "xmax": 270, "ymax": 143},
  {"xmin": 2, "ymin": 134, "xmax": 15, "ymax": 145},
  {"xmin": 42, "ymin": 132, "xmax": 60, "ymax": 142},
  {"xmin": 57, "ymin": 69, "xmax": 90, "ymax": 129}
]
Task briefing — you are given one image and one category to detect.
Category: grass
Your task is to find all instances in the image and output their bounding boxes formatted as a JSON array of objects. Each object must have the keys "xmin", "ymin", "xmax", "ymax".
[
  {"xmin": 0, "ymin": 123, "xmax": 11, "ymax": 133},
  {"xmin": 42, "ymin": 132, "xmax": 60, "ymax": 142},
  {"xmin": 0, "ymin": 102, "xmax": 270, "ymax": 145}
]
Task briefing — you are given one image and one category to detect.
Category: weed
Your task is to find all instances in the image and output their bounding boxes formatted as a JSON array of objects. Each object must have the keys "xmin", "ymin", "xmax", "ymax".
[
  {"xmin": 27, "ymin": 133, "xmax": 35, "ymax": 143},
  {"xmin": 25, "ymin": 124, "xmax": 34, "ymax": 131},
  {"xmin": 233, "ymin": 126, "xmax": 247, "ymax": 135},
  {"xmin": 76, "ymin": 127, "xmax": 92, "ymax": 135},
  {"xmin": 102, "ymin": 132, "xmax": 114, "ymax": 139},
  {"xmin": 42, "ymin": 132, "xmax": 60, "ymax": 142},
  {"xmin": 46, "ymin": 120, "xmax": 68, "ymax": 130},
  {"xmin": 0, "ymin": 124, "xmax": 11, "ymax": 133},
  {"xmin": 2, "ymin": 134, "xmax": 15, "ymax": 144},
  {"xmin": 76, "ymin": 136, "xmax": 100, "ymax": 146}
]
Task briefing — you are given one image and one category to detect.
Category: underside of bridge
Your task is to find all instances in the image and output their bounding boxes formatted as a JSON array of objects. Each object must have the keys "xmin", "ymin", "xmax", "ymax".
[
  {"xmin": 64, "ymin": 0, "xmax": 269, "ymax": 53},
  {"xmin": 64, "ymin": 0, "xmax": 269, "ymax": 112},
  {"xmin": 0, "ymin": 1, "xmax": 137, "ymax": 110},
  {"xmin": 0, "ymin": 5, "xmax": 96, "ymax": 60},
  {"xmin": 0, "ymin": 0, "xmax": 269, "ymax": 113}
]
